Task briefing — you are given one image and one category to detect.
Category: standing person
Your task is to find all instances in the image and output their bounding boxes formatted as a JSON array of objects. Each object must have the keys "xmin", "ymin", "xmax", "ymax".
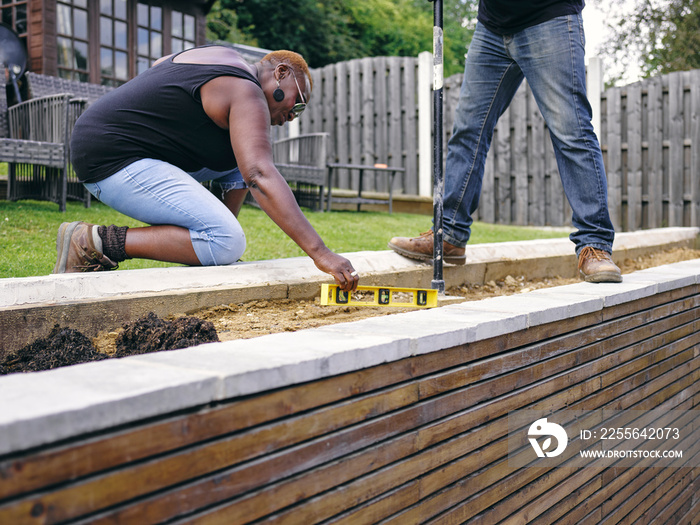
[
  {"xmin": 54, "ymin": 45, "xmax": 359, "ymax": 293},
  {"xmin": 389, "ymin": 0, "xmax": 622, "ymax": 283}
]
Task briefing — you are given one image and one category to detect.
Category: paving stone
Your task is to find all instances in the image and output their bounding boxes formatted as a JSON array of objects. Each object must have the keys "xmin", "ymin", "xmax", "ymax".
[
  {"xmin": 0, "ymin": 358, "xmax": 220, "ymax": 455},
  {"xmin": 131, "ymin": 330, "xmax": 409, "ymax": 399}
]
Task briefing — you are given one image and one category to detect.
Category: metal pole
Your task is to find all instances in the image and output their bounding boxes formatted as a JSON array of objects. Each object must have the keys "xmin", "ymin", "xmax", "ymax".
[{"xmin": 429, "ymin": 0, "xmax": 445, "ymax": 294}]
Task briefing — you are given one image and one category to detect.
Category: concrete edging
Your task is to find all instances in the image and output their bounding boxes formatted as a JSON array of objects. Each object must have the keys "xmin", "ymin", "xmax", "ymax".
[{"xmin": 1, "ymin": 227, "xmax": 698, "ymax": 356}]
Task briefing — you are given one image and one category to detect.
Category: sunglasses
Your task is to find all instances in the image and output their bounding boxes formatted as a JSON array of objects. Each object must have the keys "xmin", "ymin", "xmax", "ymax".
[{"xmin": 291, "ymin": 72, "xmax": 307, "ymax": 118}]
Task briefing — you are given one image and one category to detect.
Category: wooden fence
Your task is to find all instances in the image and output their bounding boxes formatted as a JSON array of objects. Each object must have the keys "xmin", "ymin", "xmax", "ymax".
[
  {"xmin": 301, "ymin": 55, "xmax": 425, "ymax": 196},
  {"xmin": 602, "ymin": 69, "xmax": 700, "ymax": 232},
  {"xmin": 299, "ymin": 55, "xmax": 700, "ymax": 232}
]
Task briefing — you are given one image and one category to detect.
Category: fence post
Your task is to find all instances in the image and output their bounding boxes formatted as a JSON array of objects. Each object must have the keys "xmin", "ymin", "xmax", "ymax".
[
  {"xmin": 587, "ymin": 56, "xmax": 603, "ymax": 141},
  {"xmin": 418, "ymin": 51, "xmax": 433, "ymax": 197}
]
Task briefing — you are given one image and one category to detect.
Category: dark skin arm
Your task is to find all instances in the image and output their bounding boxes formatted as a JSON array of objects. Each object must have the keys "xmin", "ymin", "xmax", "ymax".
[{"xmin": 200, "ymin": 75, "xmax": 359, "ymax": 292}]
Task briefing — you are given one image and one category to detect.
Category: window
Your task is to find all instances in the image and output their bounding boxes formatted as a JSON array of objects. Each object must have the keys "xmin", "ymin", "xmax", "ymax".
[
  {"xmin": 57, "ymin": 0, "xmax": 90, "ymax": 81},
  {"xmin": 170, "ymin": 9, "xmax": 195, "ymax": 55},
  {"xmin": 47, "ymin": 1, "xmax": 201, "ymax": 84},
  {"xmin": 99, "ymin": 0, "xmax": 129, "ymax": 86},
  {"xmin": 1, "ymin": 0, "xmax": 28, "ymax": 50},
  {"xmin": 136, "ymin": 1, "xmax": 162, "ymax": 75}
]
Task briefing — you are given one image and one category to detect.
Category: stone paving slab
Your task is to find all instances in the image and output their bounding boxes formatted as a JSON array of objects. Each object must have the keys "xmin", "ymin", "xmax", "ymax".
[
  {"xmin": 0, "ymin": 358, "xmax": 221, "ymax": 454},
  {"xmin": 0, "ymin": 228, "xmax": 698, "ymax": 456}
]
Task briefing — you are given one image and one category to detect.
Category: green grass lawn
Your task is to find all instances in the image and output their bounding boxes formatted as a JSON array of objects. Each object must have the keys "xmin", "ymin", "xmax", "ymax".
[{"xmin": 0, "ymin": 199, "xmax": 570, "ymax": 278}]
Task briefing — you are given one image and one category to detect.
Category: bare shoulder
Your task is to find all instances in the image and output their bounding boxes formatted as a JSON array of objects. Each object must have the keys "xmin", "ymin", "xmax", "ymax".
[
  {"xmin": 200, "ymin": 75, "xmax": 265, "ymax": 129},
  {"xmin": 172, "ymin": 46, "xmax": 256, "ymax": 76}
]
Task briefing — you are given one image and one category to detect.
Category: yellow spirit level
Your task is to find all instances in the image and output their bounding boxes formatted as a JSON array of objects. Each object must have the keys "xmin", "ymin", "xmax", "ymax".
[{"xmin": 320, "ymin": 284, "xmax": 438, "ymax": 308}]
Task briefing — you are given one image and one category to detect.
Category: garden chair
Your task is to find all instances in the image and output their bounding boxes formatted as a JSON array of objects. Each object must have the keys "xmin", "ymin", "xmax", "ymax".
[
  {"xmin": 1, "ymin": 68, "xmax": 82, "ymax": 211},
  {"xmin": 25, "ymin": 71, "xmax": 114, "ymax": 107},
  {"xmin": 272, "ymin": 132, "xmax": 330, "ymax": 211}
]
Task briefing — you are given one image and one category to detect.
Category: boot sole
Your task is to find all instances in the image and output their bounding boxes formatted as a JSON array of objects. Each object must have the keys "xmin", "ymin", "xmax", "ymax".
[
  {"xmin": 580, "ymin": 270, "xmax": 623, "ymax": 283},
  {"xmin": 53, "ymin": 221, "xmax": 82, "ymax": 274},
  {"xmin": 388, "ymin": 242, "xmax": 466, "ymax": 266}
]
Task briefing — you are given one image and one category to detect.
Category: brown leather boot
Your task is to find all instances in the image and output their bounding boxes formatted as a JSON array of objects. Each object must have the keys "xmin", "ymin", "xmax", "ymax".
[
  {"xmin": 578, "ymin": 246, "xmax": 622, "ymax": 283},
  {"xmin": 53, "ymin": 221, "xmax": 118, "ymax": 273},
  {"xmin": 388, "ymin": 230, "xmax": 466, "ymax": 265}
]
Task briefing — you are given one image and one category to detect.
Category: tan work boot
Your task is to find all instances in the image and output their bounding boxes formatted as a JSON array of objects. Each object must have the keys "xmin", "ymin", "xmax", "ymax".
[
  {"xmin": 53, "ymin": 221, "xmax": 118, "ymax": 273},
  {"xmin": 578, "ymin": 246, "xmax": 622, "ymax": 283},
  {"xmin": 388, "ymin": 230, "xmax": 466, "ymax": 265}
]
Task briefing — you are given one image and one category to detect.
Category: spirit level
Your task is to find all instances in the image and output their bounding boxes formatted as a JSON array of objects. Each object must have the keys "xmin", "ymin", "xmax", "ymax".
[{"xmin": 320, "ymin": 284, "xmax": 438, "ymax": 308}]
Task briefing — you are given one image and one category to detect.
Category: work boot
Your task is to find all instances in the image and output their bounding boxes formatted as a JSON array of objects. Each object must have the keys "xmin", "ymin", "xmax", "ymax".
[
  {"xmin": 53, "ymin": 221, "xmax": 118, "ymax": 273},
  {"xmin": 578, "ymin": 246, "xmax": 622, "ymax": 283},
  {"xmin": 388, "ymin": 230, "xmax": 466, "ymax": 265}
]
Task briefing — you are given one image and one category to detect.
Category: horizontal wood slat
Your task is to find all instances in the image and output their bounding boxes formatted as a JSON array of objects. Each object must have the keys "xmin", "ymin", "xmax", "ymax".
[{"xmin": 0, "ymin": 285, "xmax": 698, "ymax": 524}]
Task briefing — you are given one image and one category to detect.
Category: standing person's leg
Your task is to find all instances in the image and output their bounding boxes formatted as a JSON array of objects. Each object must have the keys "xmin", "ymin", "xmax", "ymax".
[
  {"xmin": 53, "ymin": 159, "xmax": 246, "ymax": 273},
  {"xmin": 389, "ymin": 23, "xmax": 525, "ymax": 264},
  {"xmin": 510, "ymin": 14, "xmax": 621, "ymax": 282}
]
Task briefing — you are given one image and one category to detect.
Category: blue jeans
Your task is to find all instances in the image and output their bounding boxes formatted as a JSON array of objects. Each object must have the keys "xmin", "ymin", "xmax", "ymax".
[
  {"xmin": 443, "ymin": 14, "xmax": 614, "ymax": 255},
  {"xmin": 84, "ymin": 159, "xmax": 247, "ymax": 265}
]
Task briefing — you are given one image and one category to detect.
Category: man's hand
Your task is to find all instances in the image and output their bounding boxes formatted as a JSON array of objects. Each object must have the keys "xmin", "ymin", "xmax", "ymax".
[{"xmin": 312, "ymin": 251, "xmax": 359, "ymax": 292}]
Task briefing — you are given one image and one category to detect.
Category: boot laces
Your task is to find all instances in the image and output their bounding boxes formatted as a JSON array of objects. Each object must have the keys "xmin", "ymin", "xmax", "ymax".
[{"xmin": 578, "ymin": 246, "xmax": 608, "ymax": 270}]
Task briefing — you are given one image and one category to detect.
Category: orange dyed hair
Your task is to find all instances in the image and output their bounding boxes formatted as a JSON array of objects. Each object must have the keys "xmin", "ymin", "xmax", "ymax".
[{"xmin": 261, "ymin": 50, "xmax": 313, "ymax": 91}]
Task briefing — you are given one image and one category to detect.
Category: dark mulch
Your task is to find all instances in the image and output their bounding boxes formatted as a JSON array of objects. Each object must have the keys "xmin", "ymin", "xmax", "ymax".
[
  {"xmin": 1, "ymin": 313, "xmax": 219, "ymax": 375},
  {"xmin": 0, "ymin": 324, "xmax": 108, "ymax": 375},
  {"xmin": 115, "ymin": 312, "xmax": 219, "ymax": 357}
]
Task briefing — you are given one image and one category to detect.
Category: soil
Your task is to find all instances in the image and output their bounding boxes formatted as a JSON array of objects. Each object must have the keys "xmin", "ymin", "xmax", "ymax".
[
  {"xmin": 2, "ymin": 247, "xmax": 699, "ymax": 375},
  {"xmin": 0, "ymin": 313, "xmax": 219, "ymax": 375}
]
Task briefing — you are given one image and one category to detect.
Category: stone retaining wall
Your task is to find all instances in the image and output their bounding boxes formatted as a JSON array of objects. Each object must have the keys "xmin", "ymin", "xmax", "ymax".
[{"xmin": 0, "ymin": 259, "xmax": 698, "ymax": 523}]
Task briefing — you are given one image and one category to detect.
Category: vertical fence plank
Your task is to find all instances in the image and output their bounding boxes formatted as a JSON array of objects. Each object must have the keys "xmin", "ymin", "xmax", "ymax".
[
  {"xmin": 387, "ymin": 57, "xmax": 403, "ymax": 192},
  {"xmin": 322, "ymin": 65, "xmax": 336, "ymax": 163},
  {"xmin": 605, "ymin": 87, "xmax": 623, "ymax": 231},
  {"xmin": 691, "ymin": 70, "xmax": 700, "ymax": 226},
  {"xmin": 361, "ymin": 58, "xmax": 375, "ymax": 171},
  {"xmin": 334, "ymin": 61, "xmax": 350, "ymax": 188},
  {"xmin": 375, "ymin": 57, "xmax": 389, "ymax": 178},
  {"xmin": 348, "ymin": 59, "xmax": 362, "ymax": 190},
  {"xmin": 667, "ymin": 72, "xmax": 684, "ymax": 226},
  {"xmin": 626, "ymin": 83, "xmax": 643, "ymax": 231},
  {"xmin": 305, "ymin": 69, "xmax": 322, "ymax": 135},
  {"xmin": 401, "ymin": 56, "xmax": 418, "ymax": 195},
  {"xmin": 647, "ymin": 77, "xmax": 664, "ymax": 229}
]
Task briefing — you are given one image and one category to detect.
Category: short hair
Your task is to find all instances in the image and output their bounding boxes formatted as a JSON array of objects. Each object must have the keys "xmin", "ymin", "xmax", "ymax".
[{"xmin": 261, "ymin": 50, "xmax": 313, "ymax": 91}]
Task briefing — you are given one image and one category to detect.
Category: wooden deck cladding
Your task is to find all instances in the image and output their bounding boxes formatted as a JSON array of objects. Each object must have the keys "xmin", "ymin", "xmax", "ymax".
[{"xmin": 0, "ymin": 284, "xmax": 699, "ymax": 524}]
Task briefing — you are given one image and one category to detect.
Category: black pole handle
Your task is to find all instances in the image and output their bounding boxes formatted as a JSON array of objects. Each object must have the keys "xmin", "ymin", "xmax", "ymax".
[{"xmin": 430, "ymin": 0, "xmax": 445, "ymax": 294}]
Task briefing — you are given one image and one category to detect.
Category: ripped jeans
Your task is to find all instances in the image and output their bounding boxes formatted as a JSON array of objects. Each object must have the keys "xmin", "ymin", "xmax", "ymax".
[{"xmin": 84, "ymin": 159, "xmax": 247, "ymax": 265}]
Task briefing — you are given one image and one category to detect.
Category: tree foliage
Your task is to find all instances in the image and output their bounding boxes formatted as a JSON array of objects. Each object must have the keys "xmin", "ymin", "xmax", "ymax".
[
  {"xmin": 596, "ymin": 0, "xmax": 700, "ymax": 83},
  {"xmin": 206, "ymin": 0, "xmax": 476, "ymax": 77}
]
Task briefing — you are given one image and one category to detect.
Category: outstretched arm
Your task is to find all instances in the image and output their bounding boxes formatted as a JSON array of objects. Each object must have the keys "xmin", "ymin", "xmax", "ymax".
[{"xmin": 201, "ymin": 76, "xmax": 359, "ymax": 291}]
